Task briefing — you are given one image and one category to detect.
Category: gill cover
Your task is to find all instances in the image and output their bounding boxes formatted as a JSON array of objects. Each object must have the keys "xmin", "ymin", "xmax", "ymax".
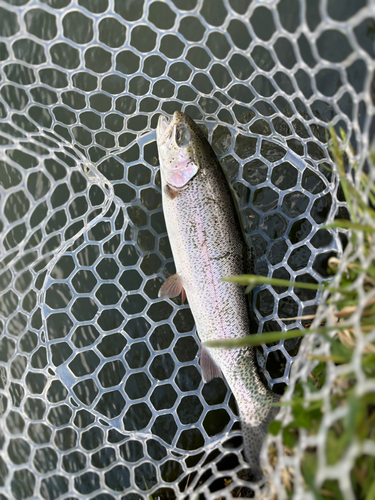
[{"xmin": 157, "ymin": 113, "xmax": 199, "ymax": 189}]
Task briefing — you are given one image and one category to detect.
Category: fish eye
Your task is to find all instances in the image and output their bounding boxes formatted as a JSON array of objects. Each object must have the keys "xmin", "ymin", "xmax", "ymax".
[{"xmin": 175, "ymin": 126, "xmax": 190, "ymax": 147}]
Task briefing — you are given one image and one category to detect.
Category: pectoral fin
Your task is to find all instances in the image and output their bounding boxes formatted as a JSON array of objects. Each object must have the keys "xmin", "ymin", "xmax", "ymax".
[
  {"xmin": 159, "ymin": 274, "xmax": 186, "ymax": 303},
  {"xmin": 200, "ymin": 346, "xmax": 223, "ymax": 383}
]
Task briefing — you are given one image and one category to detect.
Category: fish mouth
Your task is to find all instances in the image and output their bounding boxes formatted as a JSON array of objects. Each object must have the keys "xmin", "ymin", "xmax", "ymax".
[
  {"xmin": 157, "ymin": 111, "xmax": 187, "ymax": 146},
  {"xmin": 156, "ymin": 114, "xmax": 173, "ymax": 145}
]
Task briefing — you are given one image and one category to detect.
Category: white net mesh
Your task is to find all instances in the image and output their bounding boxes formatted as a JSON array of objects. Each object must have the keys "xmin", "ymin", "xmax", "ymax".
[{"xmin": 0, "ymin": 0, "xmax": 374, "ymax": 498}]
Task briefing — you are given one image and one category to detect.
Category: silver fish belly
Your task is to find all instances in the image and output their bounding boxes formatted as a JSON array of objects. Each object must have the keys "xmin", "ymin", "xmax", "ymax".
[{"xmin": 156, "ymin": 111, "xmax": 279, "ymax": 479}]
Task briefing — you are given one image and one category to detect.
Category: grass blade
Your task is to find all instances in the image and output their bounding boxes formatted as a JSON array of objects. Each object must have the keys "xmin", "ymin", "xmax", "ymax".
[
  {"xmin": 222, "ymin": 274, "xmax": 352, "ymax": 294},
  {"xmin": 323, "ymin": 220, "xmax": 375, "ymax": 233},
  {"xmin": 203, "ymin": 325, "xmax": 351, "ymax": 348}
]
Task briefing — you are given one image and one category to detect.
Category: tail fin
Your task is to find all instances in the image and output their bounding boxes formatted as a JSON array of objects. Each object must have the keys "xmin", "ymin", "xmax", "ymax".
[
  {"xmin": 230, "ymin": 349, "xmax": 280, "ymax": 480},
  {"xmin": 239, "ymin": 400, "xmax": 279, "ymax": 480}
]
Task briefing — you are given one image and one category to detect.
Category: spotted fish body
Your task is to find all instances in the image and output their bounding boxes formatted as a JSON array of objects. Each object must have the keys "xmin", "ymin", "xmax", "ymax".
[{"xmin": 156, "ymin": 111, "xmax": 279, "ymax": 479}]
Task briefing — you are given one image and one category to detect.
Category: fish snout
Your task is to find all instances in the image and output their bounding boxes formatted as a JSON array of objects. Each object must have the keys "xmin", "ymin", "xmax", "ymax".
[
  {"xmin": 173, "ymin": 110, "xmax": 185, "ymax": 121},
  {"xmin": 156, "ymin": 114, "xmax": 171, "ymax": 145}
]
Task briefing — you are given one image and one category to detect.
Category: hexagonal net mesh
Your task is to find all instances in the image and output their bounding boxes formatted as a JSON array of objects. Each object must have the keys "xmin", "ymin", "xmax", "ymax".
[{"xmin": 0, "ymin": 0, "xmax": 373, "ymax": 498}]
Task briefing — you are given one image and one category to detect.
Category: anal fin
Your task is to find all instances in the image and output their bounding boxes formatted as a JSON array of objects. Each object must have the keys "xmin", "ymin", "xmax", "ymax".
[
  {"xmin": 200, "ymin": 346, "xmax": 223, "ymax": 383},
  {"xmin": 159, "ymin": 274, "xmax": 186, "ymax": 303}
]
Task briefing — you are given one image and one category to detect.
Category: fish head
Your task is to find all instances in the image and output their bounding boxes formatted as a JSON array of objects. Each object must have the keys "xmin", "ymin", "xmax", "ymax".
[{"xmin": 156, "ymin": 111, "xmax": 204, "ymax": 190}]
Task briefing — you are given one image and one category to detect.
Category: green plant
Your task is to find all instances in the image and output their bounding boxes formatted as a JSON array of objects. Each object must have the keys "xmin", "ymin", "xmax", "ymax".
[{"xmin": 205, "ymin": 128, "xmax": 375, "ymax": 499}]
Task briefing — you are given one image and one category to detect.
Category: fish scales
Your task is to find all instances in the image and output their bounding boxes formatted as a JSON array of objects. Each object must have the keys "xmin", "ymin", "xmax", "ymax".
[
  {"xmin": 165, "ymin": 150, "xmax": 248, "ymax": 345},
  {"xmin": 157, "ymin": 111, "xmax": 279, "ymax": 479}
]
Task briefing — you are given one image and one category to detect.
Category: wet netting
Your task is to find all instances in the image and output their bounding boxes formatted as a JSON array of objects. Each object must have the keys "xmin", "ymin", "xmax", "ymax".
[{"xmin": 0, "ymin": 0, "xmax": 374, "ymax": 498}]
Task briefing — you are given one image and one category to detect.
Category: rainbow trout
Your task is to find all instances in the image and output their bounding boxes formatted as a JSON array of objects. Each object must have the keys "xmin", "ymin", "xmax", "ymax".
[{"xmin": 156, "ymin": 111, "xmax": 279, "ymax": 479}]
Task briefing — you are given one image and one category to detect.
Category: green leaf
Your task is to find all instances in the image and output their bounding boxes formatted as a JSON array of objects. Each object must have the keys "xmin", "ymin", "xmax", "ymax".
[
  {"xmin": 330, "ymin": 338, "xmax": 353, "ymax": 364},
  {"xmin": 283, "ymin": 425, "xmax": 298, "ymax": 449},
  {"xmin": 301, "ymin": 450, "xmax": 320, "ymax": 498},
  {"xmin": 222, "ymin": 274, "xmax": 326, "ymax": 291},
  {"xmin": 363, "ymin": 353, "xmax": 375, "ymax": 375},
  {"xmin": 292, "ymin": 405, "xmax": 313, "ymax": 429},
  {"xmin": 203, "ymin": 325, "xmax": 352, "ymax": 349},
  {"xmin": 310, "ymin": 362, "xmax": 326, "ymax": 389},
  {"xmin": 323, "ymin": 220, "xmax": 375, "ymax": 233},
  {"xmin": 223, "ymin": 274, "xmax": 353, "ymax": 296},
  {"xmin": 291, "ymin": 400, "xmax": 323, "ymax": 431},
  {"xmin": 268, "ymin": 420, "xmax": 282, "ymax": 436},
  {"xmin": 320, "ymin": 479, "xmax": 344, "ymax": 500},
  {"xmin": 365, "ymin": 477, "xmax": 375, "ymax": 500}
]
